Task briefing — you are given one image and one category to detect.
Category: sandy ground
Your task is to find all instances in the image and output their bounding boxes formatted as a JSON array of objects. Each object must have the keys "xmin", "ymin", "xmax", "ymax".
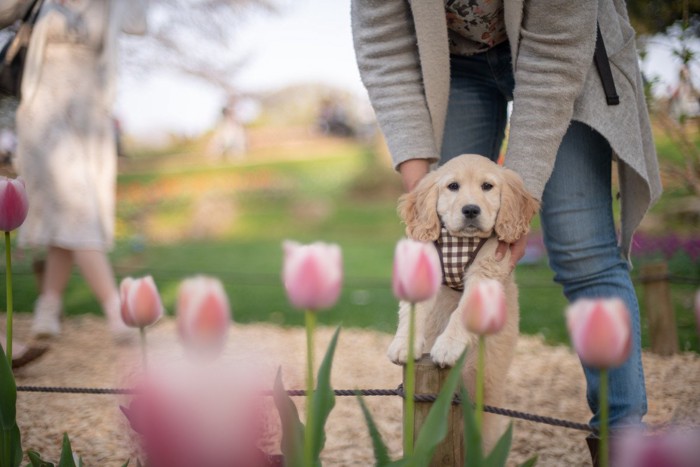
[{"xmin": 7, "ymin": 314, "xmax": 700, "ymax": 466}]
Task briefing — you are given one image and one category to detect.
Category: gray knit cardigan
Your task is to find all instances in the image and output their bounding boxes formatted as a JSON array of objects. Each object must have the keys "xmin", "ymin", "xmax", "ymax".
[{"xmin": 351, "ymin": 0, "xmax": 662, "ymax": 260}]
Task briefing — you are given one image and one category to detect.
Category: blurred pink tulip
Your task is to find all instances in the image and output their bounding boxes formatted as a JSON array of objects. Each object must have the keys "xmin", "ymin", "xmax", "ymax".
[
  {"xmin": 176, "ymin": 276, "xmax": 231, "ymax": 357},
  {"xmin": 120, "ymin": 276, "xmax": 163, "ymax": 328},
  {"xmin": 566, "ymin": 298, "xmax": 632, "ymax": 369},
  {"xmin": 461, "ymin": 279, "xmax": 507, "ymax": 335},
  {"xmin": 392, "ymin": 238, "xmax": 442, "ymax": 303},
  {"xmin": 615, "ymin": 428, "xmax": 700, "ymax": 467},
  {"xmin": 122, "ymin": 365, "xmax": 268, "ymax": 467},
  {"xmin": 282, "ymin": 241, "xmax": 342, "ymax": 311},
  {"xmin": 0, "ymin": 176, "xmax": 28, "ymax": 232}
]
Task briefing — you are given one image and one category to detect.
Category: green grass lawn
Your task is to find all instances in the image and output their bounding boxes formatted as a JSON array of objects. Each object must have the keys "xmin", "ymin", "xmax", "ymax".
[{"xmin": 2, "ymin": 129, "xmax": 698, "ymax": 353}]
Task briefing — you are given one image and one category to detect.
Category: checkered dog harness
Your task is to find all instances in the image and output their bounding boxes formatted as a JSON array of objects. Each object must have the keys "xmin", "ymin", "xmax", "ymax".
[{"xmin": 434, "ymin": 227, "xmax": 489, "ymax": 291}]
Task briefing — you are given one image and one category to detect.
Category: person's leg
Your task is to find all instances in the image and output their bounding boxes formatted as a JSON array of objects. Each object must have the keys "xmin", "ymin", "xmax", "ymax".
[
  {"xmin": 32, "ymin": 246, "xmax": 73, "ymax": 337},
  {"xmin": 441, "ymin": 42, "xmax": 514, "ymax": 164},
  {"xmin": 73, "ymin": 249, "xmax": 118, "ymax": 305},
  {"xmin": 540, "ymin": 121, "xmax": 647, "ymax": 429},
  {"xmin": 73, "ymin": 249, "xmax": 131, "ymax": 339}
]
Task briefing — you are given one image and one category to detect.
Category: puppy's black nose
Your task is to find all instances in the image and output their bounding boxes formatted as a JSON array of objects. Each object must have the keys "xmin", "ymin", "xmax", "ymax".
[{"xmin": 462, "ymin": 204, "xmax": 481, "ymax": 219}]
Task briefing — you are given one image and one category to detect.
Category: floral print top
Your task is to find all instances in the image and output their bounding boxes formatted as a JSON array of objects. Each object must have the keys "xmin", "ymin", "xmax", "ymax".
[{"xmin": 445, "ymin": 0, "xmax": 507, "ymax": 56}]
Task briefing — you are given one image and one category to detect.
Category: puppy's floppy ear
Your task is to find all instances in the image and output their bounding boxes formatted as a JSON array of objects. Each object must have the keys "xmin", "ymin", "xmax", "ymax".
[
  {"xmin": 398, "ymin": 172, "xmax": 441, "ymax": 242},
  {"xmin": 495, "ymin": 168, "xmax": 540, "ymax": 243}
]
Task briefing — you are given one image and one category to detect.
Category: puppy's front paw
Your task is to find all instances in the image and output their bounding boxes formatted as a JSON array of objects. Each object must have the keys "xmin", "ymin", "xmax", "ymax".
[
  {"xmin": 387, "ymin": 334, "xmax": 425, "ymax": 365},
  {"xmin": 430, "ymin": 333, "xmax": 469, "ymax": 368}
]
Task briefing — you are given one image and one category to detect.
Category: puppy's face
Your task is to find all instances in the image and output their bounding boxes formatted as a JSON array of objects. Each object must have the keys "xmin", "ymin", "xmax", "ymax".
[
  {"xmin": 398, "ymin": 153, "xmax": 539, "ymax": 243},
  {"xmin": 435, "ymin": 155, "xmax": 503, "ymax": 238}
]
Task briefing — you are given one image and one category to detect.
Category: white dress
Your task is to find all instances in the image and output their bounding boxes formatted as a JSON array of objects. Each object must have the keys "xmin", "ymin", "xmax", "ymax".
[{"xmin": 15, "ymin": 0, "xmax": 116, "ymax": 250}]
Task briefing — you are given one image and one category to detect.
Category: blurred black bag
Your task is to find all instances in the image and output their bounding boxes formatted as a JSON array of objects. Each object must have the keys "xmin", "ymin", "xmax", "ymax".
[{"xmin": 0, "ymin": 0, "xmax": 44, "ymax": 98}]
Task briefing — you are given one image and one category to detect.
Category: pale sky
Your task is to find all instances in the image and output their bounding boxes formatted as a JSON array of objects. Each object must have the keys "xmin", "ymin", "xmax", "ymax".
[{"xmin": 114, "ymin": 0, "xmax": 693, "ymax": 139}]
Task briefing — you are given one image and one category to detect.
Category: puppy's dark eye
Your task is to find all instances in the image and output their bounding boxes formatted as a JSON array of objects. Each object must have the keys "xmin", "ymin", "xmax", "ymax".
[
  {"xmin": 481, "ymin": 182, "xmax": 493, "ymax": 191},
  {"xmin": 447, "ymin": 182, "xmax": 460, "ymax": 191}
]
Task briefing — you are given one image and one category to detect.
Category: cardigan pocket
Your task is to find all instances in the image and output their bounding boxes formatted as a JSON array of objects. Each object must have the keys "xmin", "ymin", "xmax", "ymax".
[{"xmin": 607, "ymin": 34, "xmax": 639, "ymax": 93}]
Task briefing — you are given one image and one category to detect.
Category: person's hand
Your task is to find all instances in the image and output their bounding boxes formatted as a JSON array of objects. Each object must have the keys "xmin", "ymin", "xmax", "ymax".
[
  {"xmin": 495, "ymin": 235, "xmax": 528, "ymax": 271},
  {"xmin": 398, "ymin": 159, "xmax": 430, "ymax": 192}
]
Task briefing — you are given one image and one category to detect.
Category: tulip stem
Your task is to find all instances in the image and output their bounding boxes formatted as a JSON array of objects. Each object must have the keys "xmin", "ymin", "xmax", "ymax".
[
  {"xmin": 404, "ymin": 302, "xmax": 416, "ymax": 456},
  {"xmin": 476, "ymin": 335, "xmax": 485, "ymax": 431},
  {"xmin": 139, "ymin": 327, "xmax": 148, "ymax": 371},
  {"xmin": 5, "ymin": 231, "xmax": 13, "ymax": 364},
  {"xmin": 600, "ymin": 368, "xmax": 609, "ymax": 467},
  {"xmin": 304, "ymin": 310, "xmax": 316, "ymax": 467}
]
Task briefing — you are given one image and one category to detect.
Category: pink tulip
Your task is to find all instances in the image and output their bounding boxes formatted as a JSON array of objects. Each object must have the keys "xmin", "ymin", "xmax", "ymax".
[
  {"xmin": 176, "ymin": 276, "xmax": 231, "ymax": 357},
  {"xmin": 0, "ymin": 176, "xmax": 28, "ymax": 232},
  {"xmin": 120, "ymin": 276, "xmax": 164, "ymax": 328},
  {"xmin": 282, "ymin": 241, "xmax": 342, "ymax": 311},
  {"xmin": 461, "ymin": 279, "xmax": 507, "ymax": 335},
  {"xmin": 566, "ymin": 298, "xmax": 632, "ymax": 369},
  {"xmin": 615, "ymin": 428, "xmax": 700, "ymax": 467},
  {"xmin": 121, "ymin": 365, "xmax": 268, "ymax": 467},
  {"xmin": 392, "ymin": 238, "xmax": 442, "ymax": 303}
]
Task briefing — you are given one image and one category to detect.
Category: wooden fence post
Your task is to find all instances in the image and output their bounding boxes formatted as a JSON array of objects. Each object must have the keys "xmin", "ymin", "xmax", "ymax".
[
  {"xmin": 404, "ymin": 354, "xmax": 463, "ymax": 466},
  {"xmin": 640, "ymin": 262, "xmax": 678, "ymax": 355}
]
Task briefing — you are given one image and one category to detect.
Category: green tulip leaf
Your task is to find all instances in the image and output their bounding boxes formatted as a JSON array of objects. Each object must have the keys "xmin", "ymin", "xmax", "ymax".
[
  {"xmin": 310, "ymin": 326, "xmax": 340, "ymax": 463},
  {"xmin": 0, "ymin": 343, "xmax": 21, "ymax": 467},
  {"xmin": 26, "ymin": 450, "xmax": 54, "ymax": 467},
  {"xmin": 0, "ymin": 343, "xmax": 16, "ymax": 430},
  {"xmin": 120, "ymin": 461, "xmax": 129, "ymax": 467},
  {"xmin": 356, "ymin": 393, "xmax": 391, "ymax": 466},
  {"xmin": 410, "ymin": 351, "xmax": 467, "ymax": 466},
  {"xmin": 519, "ymin": 455, "xmax": 538, "ymax": 467},
  {"xmin": 273, "ymin": 368, "xmax": 305, "ymax": 467},
  {"xmin": 57, "ymin": 434, "xmax": 77, "ymax": 467},
  {"xmin": 460, "ymin": 385, "xmax": 483, "ymax": 467},
  {"xmin": 1, "ymin": 423, "xmax": 21, "ymax": 467},
  {"xmin": 485, "ymin": 423, "xmax": 513, "ymax": 467}
]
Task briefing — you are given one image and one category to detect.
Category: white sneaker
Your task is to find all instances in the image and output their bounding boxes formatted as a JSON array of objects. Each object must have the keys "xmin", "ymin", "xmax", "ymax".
[{"xmin": 31, "ymin": 295, "xmax": 62, "ymax": 338}]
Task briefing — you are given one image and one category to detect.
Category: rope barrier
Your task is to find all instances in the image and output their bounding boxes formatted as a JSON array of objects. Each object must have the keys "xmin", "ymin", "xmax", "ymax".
[
  {"xmin": 5, "ymin": 266, "xmax": 699, "ymax": 288},
  {"xmin": 16, "ymin": 384, "xmax": 593, "ymax": 433}
]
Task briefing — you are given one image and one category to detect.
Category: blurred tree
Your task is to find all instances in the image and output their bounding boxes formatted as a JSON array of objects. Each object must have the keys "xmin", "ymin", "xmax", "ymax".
[
  {"xmin": 120, "ymin": 0, "xmax": 279, "ymax": 96},
  {"xmin": 628, "ymin": 0, "xmax": 700, "ymax": 36},
  {"xmin": 637, "ymin": 0, "xmax": 700, "ymax": 228}
]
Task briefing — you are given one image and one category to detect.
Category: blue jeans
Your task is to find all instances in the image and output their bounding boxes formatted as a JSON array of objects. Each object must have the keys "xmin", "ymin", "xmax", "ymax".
[{"xmin": 441, "ymin": 42, "xmax": 647, "ymax": 430}]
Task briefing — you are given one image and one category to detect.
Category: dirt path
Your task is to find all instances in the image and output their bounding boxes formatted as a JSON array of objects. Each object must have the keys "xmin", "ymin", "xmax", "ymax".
[{"xmin": 9, "ymin": 314, "xmax": 700, "ymax": 466}]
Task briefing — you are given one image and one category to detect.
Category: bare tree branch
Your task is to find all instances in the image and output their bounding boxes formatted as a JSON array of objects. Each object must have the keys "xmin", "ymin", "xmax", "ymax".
[{"xmin": 120, "ymin": 0, "xmax": 279, "ymax": 96}]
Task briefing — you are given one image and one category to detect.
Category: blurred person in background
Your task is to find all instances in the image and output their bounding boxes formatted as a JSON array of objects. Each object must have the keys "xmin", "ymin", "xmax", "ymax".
[
  {"xmin": 208, "ymin": 102, "xmax": 247, "ymax": 162},
  {"xmin": 13, "ymin": 0, "xmax": 148, "ymax": 341}
]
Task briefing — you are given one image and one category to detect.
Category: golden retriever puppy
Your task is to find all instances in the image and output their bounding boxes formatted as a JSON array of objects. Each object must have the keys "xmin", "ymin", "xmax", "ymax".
[{"xmin": 388, "ymin": 153, "xmax": 539, "ymax": 448}]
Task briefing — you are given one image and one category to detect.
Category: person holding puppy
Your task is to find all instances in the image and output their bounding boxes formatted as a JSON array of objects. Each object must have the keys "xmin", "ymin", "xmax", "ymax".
[{"xmin": 351, "ymin": 0, "xmax": 661, "ymax": 460}]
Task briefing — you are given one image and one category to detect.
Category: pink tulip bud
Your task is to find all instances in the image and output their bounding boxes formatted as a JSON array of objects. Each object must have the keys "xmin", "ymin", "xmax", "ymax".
[
  {"xmin": 461, "ymin": 279, "xmax": 507, "ymax": 335},
  {"xmin": 282, "ymin": 241, "xmax": 342, "ymax": 311},
  {"xmin": 0, "ymin": 176, "xmax": 28, "ymax": 232},
  {"xmin": 566, "ymin": 298, "xmax": 632, "ymax": 369},
  {"xmin": 120, "ymin": 276, "xmax": 164, "ymax": 328},
  {"xmin": 176, "ymin": 276, "xmax": 231, "ymax": 357},
  {"xmin": 392, "ymin": 238, "xmax": 442, "ymax": 303}
]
